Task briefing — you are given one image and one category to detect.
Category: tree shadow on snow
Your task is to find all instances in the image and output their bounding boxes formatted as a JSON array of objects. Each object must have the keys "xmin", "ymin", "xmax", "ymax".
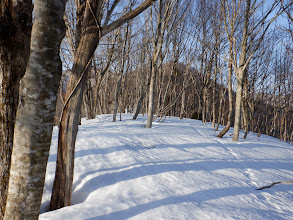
[
  {"xmin": 71, "ymin": 156, "xmax": 292, "ymax": 205},
  {"xmin": 84, "ymin": 186, "xmax": 287, "ymax": 220}
]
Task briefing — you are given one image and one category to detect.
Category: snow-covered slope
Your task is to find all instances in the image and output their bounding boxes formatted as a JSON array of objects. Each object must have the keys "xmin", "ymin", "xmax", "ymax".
[{"xmin": 40, "ymin": 114, "xmax": 293, "ymax": 220}]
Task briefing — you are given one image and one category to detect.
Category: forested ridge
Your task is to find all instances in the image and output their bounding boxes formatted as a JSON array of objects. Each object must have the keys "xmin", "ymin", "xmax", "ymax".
[{"xmin": 1, "ymin": 0, "xmax": 292, "ymax": 219}]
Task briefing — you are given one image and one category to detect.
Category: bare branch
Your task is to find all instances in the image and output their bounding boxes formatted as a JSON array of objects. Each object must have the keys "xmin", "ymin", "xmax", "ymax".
[
  {"xmin": 103, "ymin": 0, "xmax": 121, "ymax": 27},
  {"xmin": 256, "ymin": 181, "xmax": 293, "ymax": 190},
  {"xmin": 101, "ymin": 0, "xmax": 156, "ymax": 37}
]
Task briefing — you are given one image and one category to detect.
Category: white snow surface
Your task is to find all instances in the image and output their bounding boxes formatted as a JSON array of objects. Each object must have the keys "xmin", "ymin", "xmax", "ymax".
[{"xmin": 40, "ymin": 114, "xmax": 293, "ymax": 220}]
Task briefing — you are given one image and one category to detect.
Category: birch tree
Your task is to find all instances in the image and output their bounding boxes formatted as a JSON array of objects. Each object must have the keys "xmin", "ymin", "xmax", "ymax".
[
  {"xmin": 217, "ymin": 0, "xmax": 239, "ymax": 138},
  {"xmin": 113, "ymin": 24, "xmax": 130, "ymax": 122},
  {"xmin": 4, "ymin": 0, "xmax": 67, "ymax": 219},
  {"xmin": 146, "ymin": 0, "xmax": 177, "ymax": 128},
  {"xmin": 232, "ymin": 0, "xmax": 292, "ymax": 141}
]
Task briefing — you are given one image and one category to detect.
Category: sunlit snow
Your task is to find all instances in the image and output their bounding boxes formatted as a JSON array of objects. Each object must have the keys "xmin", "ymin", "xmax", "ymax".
[{"xmin": 40, "ymin": 114, "xmax": 293, "ymax": 220}]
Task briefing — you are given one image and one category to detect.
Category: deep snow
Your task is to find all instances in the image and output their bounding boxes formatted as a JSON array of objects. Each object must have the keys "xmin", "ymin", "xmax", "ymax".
[{"xmin": 40, "ymin": 114, "xmax": 293, "ymax": 220}]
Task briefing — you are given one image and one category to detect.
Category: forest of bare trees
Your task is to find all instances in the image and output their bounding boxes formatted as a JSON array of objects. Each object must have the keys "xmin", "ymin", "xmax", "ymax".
[
  {"xmin": 65, "ymin": 0, "xmax": 293, "ymax": 143},
  {"xmin": 0, "ymin": 0, "xmax": 292, "ymax": 219}
]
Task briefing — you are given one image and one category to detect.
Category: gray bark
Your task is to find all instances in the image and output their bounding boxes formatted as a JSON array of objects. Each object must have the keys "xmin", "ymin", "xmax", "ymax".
[
  {"xmin": 0, "ymin": 1, "xmax": 32, "ymax": 218},
  {"xmin": 146, "ymin": 62, "xmax": 157, "ymax": 127},
  {"xmin": 232, "ymin": 0, "xmax": 250, "ymax": 141},
  {"xmin": 133, "ymin": 63, "xmax": 151, "ymax": 120},
  {"xmin": 113, "ymin": 27, "xmax": 129, "ymax": 122},
  {"xmin": 4, "ymin": 0, "xmax": 66, "ymax": 219},
  {"xmin": 217, "ymin": 42, "xmax": 233, "ymax": 138},
  {"xmin": 146, "ymin": 0, "xmax": 165, "ymax": 128}
]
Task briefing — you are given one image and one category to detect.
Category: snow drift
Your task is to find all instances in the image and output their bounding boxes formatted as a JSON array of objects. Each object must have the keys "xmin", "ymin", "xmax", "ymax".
[{"xmin": 40, "ymin": 114, "xmax": 293, "ymax": 220}]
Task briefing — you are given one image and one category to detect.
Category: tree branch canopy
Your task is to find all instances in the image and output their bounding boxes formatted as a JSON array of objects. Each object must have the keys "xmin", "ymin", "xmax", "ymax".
[{"xmin": 101, "ymin": 0, "xmax": 157, "ymax": 37}]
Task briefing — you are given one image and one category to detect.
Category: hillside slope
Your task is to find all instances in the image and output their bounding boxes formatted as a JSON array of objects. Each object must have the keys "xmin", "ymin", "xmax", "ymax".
[{"xmin": 40, "ymin": 114, "xmax": 293, "ymax": 220}]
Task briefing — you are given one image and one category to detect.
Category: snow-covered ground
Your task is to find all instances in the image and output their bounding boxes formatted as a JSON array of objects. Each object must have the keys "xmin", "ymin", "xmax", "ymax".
[{"xmin": 40, "ymin": 114, "xmax": 293, "ymax": 220}]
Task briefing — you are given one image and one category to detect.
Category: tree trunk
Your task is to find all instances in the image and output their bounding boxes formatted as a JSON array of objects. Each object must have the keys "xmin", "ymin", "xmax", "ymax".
[
  {"xmin": 133, "ymin": 64, "xmax": 151, "ymax": 120},
  {"xmin": 212, "ymin": 51, "xmax": 218, "ymax": 128},
  {"xmin": 113, "ymin": 27, "xmax": 129, "ymax": 122},
  {"xmin": 50, "ymin": 0, "xmax": 156, "ymax": 210},
  {"xmin": 180, "ymin": 71, "xmax": 189, "ymax": 120},
  {"xmin": 232, "ymin": 68, "xmax": 244, "ymax": 141},
  {"xmin": 113, "ymin": 74, "xmax": 123, "ymax": 122},
  {"xmin": 232, "ymin": 0, "xmax": 250, "ymax": 141},
  {"xmin": 4, "ymin": 0, "xmax": 66, "ymax": 218},
  {"xmin": 146, "ymin": 62, "xmax": 157, "ymax": 128},
  {"xmin": 217, "ymin": 42, "xmax": 233, "ymax": 138},
  {"xmin": 146, "ymin": 0, "xmax": 165, "ymax": 128},
  {"xmin": 243, "ymin": 71, "xmax": 249, "ymax": 139},
  {"xmin": 0, "ymin": 1, "xmax": 32, "ymax": 218},
  {"xmin": 49, "ymin": 0, "xmax": 102, "ymax": 210}
]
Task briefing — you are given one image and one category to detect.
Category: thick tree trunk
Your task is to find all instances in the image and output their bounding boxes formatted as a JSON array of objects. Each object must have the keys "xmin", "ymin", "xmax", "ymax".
[
  {"xmin": 232, "ymin": 0, "xmax": 250, "ymax": 141},
  {"xmin": 0, "ymin": 1, "xmax": 32, "ymax": 218},
  {"xmin": 232, "ymin": 68, "xmax": 244, "ymax": 141},
  {"xmin": 4, "ymin": 0, "xmax": 66, "ymax": 219},
  {"xmin": 146, "ymin": 0, "xmax": 164, "ymax": 128},
  {"xmin": 50, "ymin": 0, "xmax": 156, "ymax": 210},
  {"xmin": 49, "ymin": 0, "xmax": 101, "ymax": 210},
  {"xmin": 50, "ymin": 72, "xmax": 88, "ymax": 210},
  {"xmin": 146, "ymin": 63, "xmax": 157, "ymax": 128}
]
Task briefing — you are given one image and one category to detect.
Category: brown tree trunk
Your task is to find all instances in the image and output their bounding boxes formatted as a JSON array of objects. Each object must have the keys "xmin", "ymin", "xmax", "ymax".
[
  {"xmin": 50, "ymin": 0, "xmax": 157, "ymax": 210},
  {"xmin": 50, "ymin": 1, "xmax": 102, "ymax": 210},
  {"xmin": 0, "ymin": 1, "xmax": 32, "ymax": 218},
  {"xmin": 133, "ymin": 63, "xmax": 151, "ymax": 120}
]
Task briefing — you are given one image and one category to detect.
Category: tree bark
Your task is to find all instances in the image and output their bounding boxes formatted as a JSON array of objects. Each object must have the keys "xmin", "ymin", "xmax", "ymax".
[
  {"xmin": 243, "ymin": 70, "xmax": 249, "ymax": 139},
  {"xmin": 146, "ymin": 0, "xmax": 165, "ymax": 128},
  {"xmin": 180, "ymin": 71, "xmax": 189, "ymax": 120},
  {"xmin": 113, "ymin": 26, "xmax": 129, "ymax": 122},
  {"xmin": 146, "ymin": 62, "xmax": 157, "ymax": 128},
  {"xmin": 233, "ymin": 68, "xmax": 245, "ymax": 141},
  {"xmin": 217, "ymin": 42, "xmax": 233, "ymax": 138},
  {"xmin": 133, "ymin": 62, "xmax": 151, "ymax": 120},
  {"xmin": 0, "ymin": 1, "xmax": 32, "ymax": 218},
  {"xmin": 50, "ymin": 0, "xmax": 157, "ymax": 210},
  {"xmin": 232, "ymin": 0, "xmax": 250, "ymax": 141},
  {"xmin": 4, "ymin": 0, "xmax": 66, "ymax": 218},
  {"xmin": 50, "ymin": 0, "xmax": 102, "ymax": 210}
]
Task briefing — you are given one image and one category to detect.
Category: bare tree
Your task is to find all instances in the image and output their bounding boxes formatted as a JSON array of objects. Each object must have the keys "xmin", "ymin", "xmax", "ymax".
[
  {"xmin": 146, "ymin": 0, "xmax": 179, "ymax": 127},
  {"xmin": 50, "ymin": 0, "xmax": 157, "ymax": 210},
  {"xmin": 217, "ymin": 0, "xmax": 239, "ymax": 138},
  {"xmin": 113, "ymin": 23, "xmax": 131, "ymax": 122},
  {"xmin": 232, "ymin": 0, "xmax": 292, "ymax": 141}
]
